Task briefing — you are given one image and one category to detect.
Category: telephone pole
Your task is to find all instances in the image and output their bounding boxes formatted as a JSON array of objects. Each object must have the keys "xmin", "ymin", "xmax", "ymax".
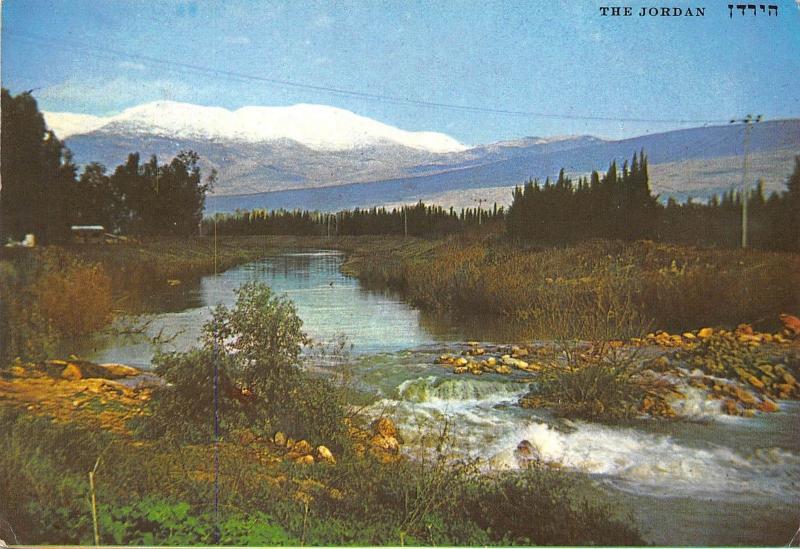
[
  {"xmin": 474, "ymin": 197, "xmax": 487, "ymax": 225},
  {"xmin": 730, "ymin": 114, "xmax": 761, "ymax": 248}
]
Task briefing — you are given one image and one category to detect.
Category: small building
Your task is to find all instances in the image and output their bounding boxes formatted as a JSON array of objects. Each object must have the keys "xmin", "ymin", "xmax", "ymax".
[{"xmin": 71, "ymin": 225, "xmax": 106, "ymax": 244}]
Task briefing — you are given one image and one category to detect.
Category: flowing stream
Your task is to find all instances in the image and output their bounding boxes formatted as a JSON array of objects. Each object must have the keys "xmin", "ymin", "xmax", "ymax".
[{"xmin": 79, "ymin": 250, "xmax": 799, "ymax": 545}]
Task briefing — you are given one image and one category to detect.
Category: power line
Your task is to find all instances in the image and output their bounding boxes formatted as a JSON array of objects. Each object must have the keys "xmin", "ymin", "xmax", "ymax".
[{"xmin": 6, "ymin": 29, "xmax": 734, "ymax": 125}]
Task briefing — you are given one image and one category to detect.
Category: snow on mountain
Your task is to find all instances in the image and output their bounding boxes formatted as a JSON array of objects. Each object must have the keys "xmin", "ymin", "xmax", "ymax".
[
  {"xmin": 43, "ymin": 101, "xmax": 468, "ymax": 153},
  {"xmin": 44, "ymin": 112, "xmax": 107, "ymax": 140}
]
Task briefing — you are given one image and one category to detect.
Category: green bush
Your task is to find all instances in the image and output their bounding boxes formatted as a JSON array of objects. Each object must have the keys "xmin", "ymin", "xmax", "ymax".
[
  {"xmin": 98, "ymin": 498, "xmax": 297, "ymax": 546},
  {"xmin": 142, "ymin": 282, "xmax": 348, "ymax": 447}
]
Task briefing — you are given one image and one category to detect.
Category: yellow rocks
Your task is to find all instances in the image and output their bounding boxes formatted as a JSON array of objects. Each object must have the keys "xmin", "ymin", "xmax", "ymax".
[
  {"xmin": 292, "ymin": 439, "xmax": 313, "ymax": 456},
  {"xmin": 454, "ymin": 357, "xmax": 468, "ymax": 367},
  {"xmin": 757, "ymin": 399, "xmax": 779, "ymax": 413},
  {"xmin": 682, "ymin": 332, "xmax": 696, "ymax": 340},
  {"xmin": 61, "ymin": 363, "xmax": 83, "ymax": 380},
  {"xmin": 316, "ymin": 445, "xmax": 335, "ymax": 464},
  {"xmin": 274, "ymin": 431, "xmax": 287, "ymax": 447},
  {"xmin": 294, "ymin": 455, "xmax": 315, "ymax": 465},
  {"xmin": 698, "ymin": 327, "xmax": 714, "ymax": 339},
  {"xmin": 454, "ymin": 366, "xmax": 468, "ymax": 374}
]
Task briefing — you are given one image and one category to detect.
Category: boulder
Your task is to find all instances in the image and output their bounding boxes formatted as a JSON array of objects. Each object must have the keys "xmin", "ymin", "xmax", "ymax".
[
  {"xmin": 370, "ymin": 434, "xmax": 400, "ymax": 454},
  {"xmin": 294, "ymin": 455, "xmax": 315, "ymax": 465},
  {"xmin": 316, "ymin": 445, "xmax": 336, "ymax": 464},
  {"xmin": 274, "ymin": 431, "xmax": 287, "ymax": 447},
  {"xmin": 722, "ymin": 399, "xmax": 739, "ymax": 416},
  {"xmin": 61, "ymin": 363, "xmax": 83, "ymax": 381},
  {"xmin": 779, "ymin": 313, "xmax": 800, "ymax": 336},
  {"xmin": 757, "ymin": 399, "xmax": 779, "ymax": 413},
  {"xmin": 697, "ymin": 327, "xmax": 714, "ymax": 339},
  {"xmin": 292, "ymin": 439, "xmax": 313, "ymax": 456},
  {"xmin": 371, "ymin": 417, "xmax": 398, "ymax": 438},
  {"xmin": 514, "ymin": 439, "xmax": 541, "ymax": 467}
]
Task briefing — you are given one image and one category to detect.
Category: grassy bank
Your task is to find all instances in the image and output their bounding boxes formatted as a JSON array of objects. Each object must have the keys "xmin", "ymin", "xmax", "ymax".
[
  {"xmin": 342, "ymin": 235, "xmax": 800, "ymax": 339},
  {"xmin": 0, "ymin": 358, "xmax": 643, "ymax": 546}
]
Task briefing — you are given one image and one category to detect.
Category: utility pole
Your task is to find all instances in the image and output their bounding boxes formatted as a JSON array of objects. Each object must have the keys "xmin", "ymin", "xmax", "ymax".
[
  {"xmin": 474, "ymin": 197, "xmax": 487, "ymax": 225},
  {"xmin": 730, "ymin": 114, "xmax": 761, "ymax": 248}
]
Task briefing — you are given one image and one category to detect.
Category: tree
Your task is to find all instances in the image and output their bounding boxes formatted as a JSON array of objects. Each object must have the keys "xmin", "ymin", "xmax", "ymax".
[{"xmin": 0, "ymin": 88, "xmax": 76, "ymax": 243}]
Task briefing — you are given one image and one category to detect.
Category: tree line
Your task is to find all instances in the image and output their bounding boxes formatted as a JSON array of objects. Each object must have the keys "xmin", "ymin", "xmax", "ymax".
[
  {"xmin": 1, "ymin": 89, "xmax": 212, "ymax": 243},
  {"xmin": 209, "ymin": 202, "xmax": 504, "ymax": 238},
  {"xmin": 506, "ymin": 152, "xmax": 659, "ymax": 244},
  {"xmin": 506, "ymin": 151, "xmax": 800, "ymax": 252}
]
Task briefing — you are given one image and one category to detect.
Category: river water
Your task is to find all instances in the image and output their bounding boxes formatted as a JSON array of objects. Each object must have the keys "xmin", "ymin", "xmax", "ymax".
[{"xmin": 81, "ymin": 250, "xmax": 799, "ymax": 545}]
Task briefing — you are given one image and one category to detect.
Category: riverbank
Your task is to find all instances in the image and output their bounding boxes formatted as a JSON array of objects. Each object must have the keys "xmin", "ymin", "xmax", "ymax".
[
  {"xmin": 0, "ymin": 359, "xmax": 643, "ymax": 546},
  {"xmin": 340, "ymin": 235, "xmax": 800, "ymax": 339}
]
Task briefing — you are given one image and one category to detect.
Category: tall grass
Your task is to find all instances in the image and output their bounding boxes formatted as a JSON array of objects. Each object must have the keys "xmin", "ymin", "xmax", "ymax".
[{"xmin": 346, "ymin": 236, "xmax": 800, "ymax": 338}]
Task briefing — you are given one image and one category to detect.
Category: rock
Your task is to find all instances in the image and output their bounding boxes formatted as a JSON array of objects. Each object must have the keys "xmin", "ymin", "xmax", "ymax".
[
  {"xmin": 294, "ymin": 455, "xmax": 315, "ymax": 465},
  {"xmin": 757, "ymin": 398, "xmax": 779, "ymax": 413},
  {"xmin": 370, "ymin": 434, "xmax": 400, "ymax": 454},
  {"xmin": 286, "ymin": 438, "xmax": 295, "ymax": 449},
  {"xmin": 682, "ymin": 332, "xmax": 696, "ymax": 340},
  {"xmin": 734, "ymin": 387, "xmax": 756, "ymax": 406},
  {"xmin": 744, "ymin": 375, "xmax": 765, "ymax": 390},
  {"xmin": 61, "ymin": 363, "xmax": 83, "ymax": 380},
  {"xmin": 485, "ymin": 357, "xmax": 497, "ymax": 367},
  {"xmin": 454, "ymin": 366, "xmax": 468, "ymax": 374},
  {"xmin": 454, "ymin": 357, "xmax": 468, "ymax": 367},
  {"xmin": 735, "ymin": 323, "xmax": 754, "ymax": 336},
  {"xmin": 293, "ymin": 439, "xmax": 313, "ymax": 456},
  {"xmin": 514, "ymin": 439, "xmax": 541, "ymax": 467},
  {"xmin": 372, "ymin": 417, "xmax": 398, "ymax": 438},
  {"xmin": 783, "ymin": 372, "xmax": 797, "ymax": 386},
  {"xmin": 722, "ymin": 399, "xmax": 739, "ymax": 416},
  {"xmin": 316, "ymin": 445, "xmax": 335, "ymax": 464},
  {"xmin": 274, "ymin": 431, "xmax": 287, "ymax": 447},
  {"xmin": 467, "ymin": 341, "xmax": 480, "ymax": 346},
  {"xmin": 495, "ymin": 365, "xmax": 512, "ymax": 375},
  {"xmin": 698, "ymin": 327, "xmax": 714, "ymax": 339},
  {"xmin": 779, "ymin": 313, "xmax": 800, "ymax": 336}
]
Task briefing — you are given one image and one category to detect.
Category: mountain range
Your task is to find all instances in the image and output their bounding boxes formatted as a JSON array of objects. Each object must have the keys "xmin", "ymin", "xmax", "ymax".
[{"xmin": 44, "ymin": 101, "xmax": 800, "ymax": 213}]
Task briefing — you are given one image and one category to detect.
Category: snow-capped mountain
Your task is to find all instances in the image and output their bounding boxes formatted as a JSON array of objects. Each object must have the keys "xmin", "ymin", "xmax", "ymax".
[
  {"xmin": 42, "ymin": 101, "xmax": 800, "ymax": 206},
  {"xmin": 45, "ymin": 101, "xmax": 468, "ymax": 153}
]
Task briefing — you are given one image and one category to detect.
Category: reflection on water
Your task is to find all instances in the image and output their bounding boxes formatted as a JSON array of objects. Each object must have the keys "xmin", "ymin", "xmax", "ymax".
[{"xmin": 80, "ymin": 250, "xmax": 467, "ymax": 367}]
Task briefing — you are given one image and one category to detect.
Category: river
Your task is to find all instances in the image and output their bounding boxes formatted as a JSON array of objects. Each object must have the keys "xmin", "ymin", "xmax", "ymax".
[{"xmin": 80, "ymin": 250, "xmax": 800, "ymax": 545}]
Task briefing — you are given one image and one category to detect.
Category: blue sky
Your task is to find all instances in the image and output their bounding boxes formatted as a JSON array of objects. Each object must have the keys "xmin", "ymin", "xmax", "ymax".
[{"xmin": 2, "ymin": 0, "xmax": 799, "ymax": 144}]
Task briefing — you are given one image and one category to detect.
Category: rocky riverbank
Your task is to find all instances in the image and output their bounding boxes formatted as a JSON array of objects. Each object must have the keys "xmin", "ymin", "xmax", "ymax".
[{"xmin": 429, "ymin": 320, "xmax": 800, "ymax": 420}]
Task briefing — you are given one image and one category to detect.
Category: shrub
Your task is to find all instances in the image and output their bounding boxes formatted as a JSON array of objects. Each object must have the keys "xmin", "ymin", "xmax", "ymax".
[
  {"xmin": 459, "ymin": 467, "xmax": 643, "ymax": 545},
  {"xmin": 531, "ymin": 343, "xmax": 646, "ymax": 420},
  {"xmin": 142, "ymin": 282, "xmax": 347, "ymax": 447},
  {"xmin": 33, "ymin": 260, "xmax": 113, "ymax": 338}
]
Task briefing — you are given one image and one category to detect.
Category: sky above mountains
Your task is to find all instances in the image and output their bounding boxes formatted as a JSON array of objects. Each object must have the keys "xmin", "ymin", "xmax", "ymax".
[{"xmin": 2, "ymin": 0, "xmax": 799, "ymax": 144}]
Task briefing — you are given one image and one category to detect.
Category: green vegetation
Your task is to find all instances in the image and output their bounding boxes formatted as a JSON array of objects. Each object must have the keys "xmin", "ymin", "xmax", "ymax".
[
  {"xmin": 507, "ymin": 154, "xmax": 658, "ymax": 244},
  {"xmin": 141, "ymin": 282, "xmax": 348, "ymax": 448},
  {"xmin": 525, "ymin": 343, "xmax": 647, "ymax": 420}
]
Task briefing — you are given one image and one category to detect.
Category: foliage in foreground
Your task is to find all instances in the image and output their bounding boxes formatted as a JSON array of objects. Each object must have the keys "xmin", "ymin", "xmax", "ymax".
[{"xmin": 0, "ymin": 405, "xmax": 644, "ymax": 546}]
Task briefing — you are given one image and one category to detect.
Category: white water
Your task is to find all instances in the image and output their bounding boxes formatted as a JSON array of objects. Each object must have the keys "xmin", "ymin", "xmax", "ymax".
[{"xmin": 371, "ymin": 369, "xmax": 800, "ymax": 503}]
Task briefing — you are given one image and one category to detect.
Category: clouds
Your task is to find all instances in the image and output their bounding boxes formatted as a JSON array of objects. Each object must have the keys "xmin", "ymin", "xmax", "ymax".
[
  {"xmin": 38, "ymin": 76, "xmax": 195, "ymax": 114},
  {"xmin": 118, "ymin": 61, "xmax": 146, "ymax": 71}
]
